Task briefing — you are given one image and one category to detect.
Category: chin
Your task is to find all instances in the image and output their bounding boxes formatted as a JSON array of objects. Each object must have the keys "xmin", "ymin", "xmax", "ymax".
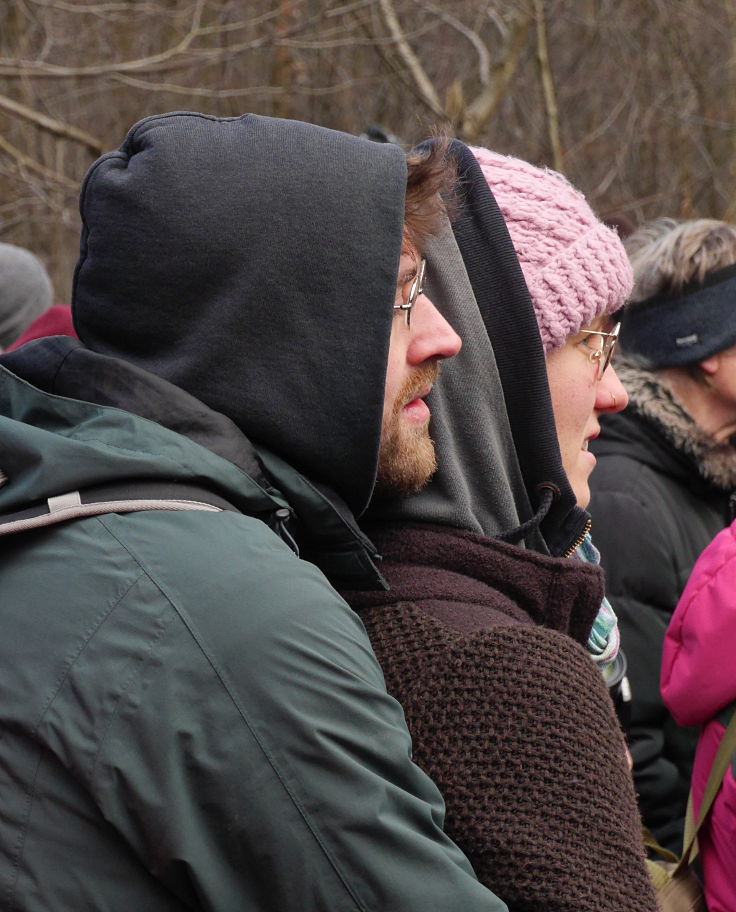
[
  {"xmin": 572, "ymin": 482, "xmax": 591, "ymax": 510},
  {"xmin": 376, "ymin": 425, "xmax": 437, "ymax": 496}
]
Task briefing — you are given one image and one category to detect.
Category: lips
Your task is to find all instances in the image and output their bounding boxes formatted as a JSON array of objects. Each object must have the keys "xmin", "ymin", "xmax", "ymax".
[
  {"xmin": 391, "ymin": 361, "xmax": 439, "ymax": 425},
  {"xmin": 402, "ymin": 386, "xmax": 432, "ymax": 423},
  {"xmin": 403, "ymin": 384, "xmax": 432, "ymax": 408}
]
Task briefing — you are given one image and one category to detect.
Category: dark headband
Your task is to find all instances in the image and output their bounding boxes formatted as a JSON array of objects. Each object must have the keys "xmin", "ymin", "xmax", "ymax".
[{"xmin": 619, "ymin": 261, "xmax": 736, "ymax": 368}]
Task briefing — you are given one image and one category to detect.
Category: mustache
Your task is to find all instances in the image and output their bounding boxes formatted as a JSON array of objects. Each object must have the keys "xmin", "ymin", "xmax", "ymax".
[{"xmin": 393, "ymin": 360, "xmax": 440, "ymax": 415}]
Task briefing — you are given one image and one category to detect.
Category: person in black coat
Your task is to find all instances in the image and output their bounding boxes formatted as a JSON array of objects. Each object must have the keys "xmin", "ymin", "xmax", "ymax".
[{"xmin": 589, "ymin": 217, "xmax": 736, "ymax": 851}]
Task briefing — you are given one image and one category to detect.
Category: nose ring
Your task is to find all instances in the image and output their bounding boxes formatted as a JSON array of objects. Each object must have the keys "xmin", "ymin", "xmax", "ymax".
[{"xmin": 610, "ymin": 391, "xmax": 617, "ymax": 408}]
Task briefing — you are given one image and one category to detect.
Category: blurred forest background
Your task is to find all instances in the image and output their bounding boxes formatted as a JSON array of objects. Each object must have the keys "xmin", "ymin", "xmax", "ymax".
[{"xmin": 2, "ymin": 0, "xmax": 736, "ymax": 298}]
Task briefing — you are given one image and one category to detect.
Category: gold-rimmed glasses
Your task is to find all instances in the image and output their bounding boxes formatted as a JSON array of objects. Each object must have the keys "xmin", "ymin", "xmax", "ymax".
[{"xmin": 579, "ymin": 322, "xmax": 621, "ymax": 379}]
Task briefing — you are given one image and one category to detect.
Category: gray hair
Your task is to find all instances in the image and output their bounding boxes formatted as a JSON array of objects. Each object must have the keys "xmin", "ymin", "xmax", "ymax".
[{"xmin": 625, "ymin": 217, "xmax": 736, "ymax": 303}]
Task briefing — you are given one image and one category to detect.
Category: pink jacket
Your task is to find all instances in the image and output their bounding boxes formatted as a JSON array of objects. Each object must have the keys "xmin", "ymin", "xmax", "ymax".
[{"xmin": 661, "ymin": 520, "xmax": 736, "ymax": 912}]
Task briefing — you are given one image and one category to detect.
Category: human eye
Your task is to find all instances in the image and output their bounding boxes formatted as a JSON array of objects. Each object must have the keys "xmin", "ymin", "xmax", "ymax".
[
  {"xmin": 396, "ymin": 269, "xmax": 418, "ymax": 305},
  {"xmin": 581, "ymin": 331, "xmax": 604, "ymax": 352}
]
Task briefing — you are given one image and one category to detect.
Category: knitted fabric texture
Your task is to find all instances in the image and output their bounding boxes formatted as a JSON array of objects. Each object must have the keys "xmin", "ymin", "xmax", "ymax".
[
  {"xmin": 0, "ymin": 243, "xmax": 53, "ymax": 350},
  {"xmin": 344, "ymin": 524, "xmax": 657, "ymax": 912},
  {"xmin": 471, "ymin": 148, "xmax": 633, "ymax": 352},
  {"xmin": 619, "ymin": 262, "xmax": 736, "ymax": 369}
]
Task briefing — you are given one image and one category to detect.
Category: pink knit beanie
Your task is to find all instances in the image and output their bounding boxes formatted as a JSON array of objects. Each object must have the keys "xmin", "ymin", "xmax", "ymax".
[{"xmin": 471, "ymin": 147, "xmax": 633, "ymax": 352}]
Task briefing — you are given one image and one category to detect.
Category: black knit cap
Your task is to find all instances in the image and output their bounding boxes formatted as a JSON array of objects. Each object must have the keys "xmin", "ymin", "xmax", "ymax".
[{"xmin": 619, "ymin": 262, "xmax": 736, "ymax": 369}]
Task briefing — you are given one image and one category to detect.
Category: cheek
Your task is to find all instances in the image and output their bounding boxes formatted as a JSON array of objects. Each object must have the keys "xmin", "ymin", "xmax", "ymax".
[
  {"xmin": 546, "ymin": 348, "xmax": 599, "ymax": 452},
  {"xmin": 383, "ymin": 326, "xmax": 405, "ymax": 425},
  {"xmin": 548, "ymin": 379, "xmax": 596, "ymax": 449}
]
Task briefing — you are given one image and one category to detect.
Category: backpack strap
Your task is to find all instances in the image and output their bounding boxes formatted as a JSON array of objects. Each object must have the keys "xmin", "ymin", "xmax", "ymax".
[
  {"xmin": 717, "ymin": 700, "xmax": 736, "ymax": 779},
  {"xmin": 0, "ymin": 480, "xmax": 242, "ymax": 536},
  {"xmin": 679, "ymin": 704, "xmax": 736, "ymax": 870},
  {"xmin": 0, "ymin": 479, "xmax": 300, "ymax": 555}
]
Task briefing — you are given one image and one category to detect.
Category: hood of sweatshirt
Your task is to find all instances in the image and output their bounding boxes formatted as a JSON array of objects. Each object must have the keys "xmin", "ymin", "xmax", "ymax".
[
  {"xmin": 369, "ymin": 141, "xmax": 587, "ymax": 557},
  {"xmin": 71, "ymin": 111, "xmax": 407, "ymax": 518}
]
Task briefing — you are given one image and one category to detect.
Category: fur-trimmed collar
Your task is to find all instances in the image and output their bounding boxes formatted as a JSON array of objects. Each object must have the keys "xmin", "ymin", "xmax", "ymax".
[{"xmin": 617, "ymin": 358, "xmax": 736, "ymax": 491}]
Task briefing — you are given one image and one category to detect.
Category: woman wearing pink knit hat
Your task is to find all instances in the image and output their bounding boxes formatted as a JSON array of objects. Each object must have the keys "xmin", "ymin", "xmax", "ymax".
[
  {"xmin": 344, "ymin": 141, "xmax": 656, "ymax": 910},
  {"xmin": 471, "ymin": 146, "xmax": 630, "ymax": 511}
]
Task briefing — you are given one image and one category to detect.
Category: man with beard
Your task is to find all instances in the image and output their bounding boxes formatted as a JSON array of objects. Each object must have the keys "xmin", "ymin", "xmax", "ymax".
[
  {"xmin": 379, "ymin": 253, "xmax": 445, "ymax": 493},
  {"xmin": 0, "ymin": 113, "xmax": 508, "ymax": 912},
  {"xmin": 345, "ymin": 141, "xmax": 657, "ymax": 911}
]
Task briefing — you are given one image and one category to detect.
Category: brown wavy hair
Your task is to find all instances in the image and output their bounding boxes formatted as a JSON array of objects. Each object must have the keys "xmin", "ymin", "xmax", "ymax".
[{"xmin": 403, "ymin": 136, "xmax": 456, "ymax": 253}]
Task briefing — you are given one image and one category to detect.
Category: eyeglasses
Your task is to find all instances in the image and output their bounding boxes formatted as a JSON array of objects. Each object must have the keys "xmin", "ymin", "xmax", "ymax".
[
  {"xmin": 393, "ymin": 257, "xmax": 426, "ymax": 328},
  {"xmin": 578, "ymin": 322, "xmax": 621, "ymax": 379}
]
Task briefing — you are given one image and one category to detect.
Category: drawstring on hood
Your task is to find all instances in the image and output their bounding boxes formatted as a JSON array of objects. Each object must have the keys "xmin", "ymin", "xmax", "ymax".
[{"xmin": 497, "ymin": 485, "xmax": 556, "ymax": 544}]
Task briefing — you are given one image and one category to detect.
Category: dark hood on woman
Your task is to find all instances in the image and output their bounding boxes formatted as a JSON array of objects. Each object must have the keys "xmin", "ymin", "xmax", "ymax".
[
  {"xmin": 370, "ymin": 140, "xmax": 587, "ymax": 557},
  {"xmin": 71, "ymin": 111, "xmax": 407, "ymax": 517}
]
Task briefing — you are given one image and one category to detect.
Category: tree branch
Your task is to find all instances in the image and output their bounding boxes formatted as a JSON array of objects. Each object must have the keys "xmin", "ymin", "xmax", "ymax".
[
  {"xmin": 0, "ymin": 0, "xmax": 207, "ymax": 77},
  {"xmin": 534, "ymin": 0, "xmax": 563, "ymax": 170},
  {"xmin": 376, "ymin": 0, "xmax": 443, "ymax": 117},
  {"xmin": 461, "ymin": 11, "xmax": 532, "ymax": 141},
  {"xmin": 25, "ymin": 0, "xmax": 165, "ymax": 12},
  {"xmin": 109, "ymin": 72, "xmax": 375, "ymax": 98},
  {"xmin": 0, "ymin": 92, "xmax": 103, "ymax": 156},
  {"xmin": 413, "ymin": 0, "xmax": 491, "ymax": 86},
  {"xmin": 0, "ymin": 134, "xmax": 78, "ymax": 189}
]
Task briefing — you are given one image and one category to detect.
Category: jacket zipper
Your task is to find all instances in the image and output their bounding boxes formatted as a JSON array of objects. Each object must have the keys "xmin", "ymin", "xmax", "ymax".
[{"xmin": 562, "ymin": 517, "xmax": 592, "ymax": 558}]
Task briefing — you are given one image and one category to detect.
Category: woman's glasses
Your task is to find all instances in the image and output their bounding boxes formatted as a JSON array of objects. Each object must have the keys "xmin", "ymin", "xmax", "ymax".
[{"xmin": 578, "ymin": 322, "xmax": 621, "ymax": 379}]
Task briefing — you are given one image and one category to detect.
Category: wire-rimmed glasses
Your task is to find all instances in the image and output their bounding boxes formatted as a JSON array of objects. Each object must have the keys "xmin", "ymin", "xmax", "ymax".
[
  {"xmin": 579, "ymin": 322, "xmax": 621, "ymax": 379},
  {"xmin": 393, "ymin": 258, "xmax": 426, "ymax": 328}
]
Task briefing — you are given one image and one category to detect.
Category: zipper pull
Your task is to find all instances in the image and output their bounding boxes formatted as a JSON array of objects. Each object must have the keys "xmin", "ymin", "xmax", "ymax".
[{"xmin": 273, "ymin": 507, "xmax": 299, "ymax": 557}]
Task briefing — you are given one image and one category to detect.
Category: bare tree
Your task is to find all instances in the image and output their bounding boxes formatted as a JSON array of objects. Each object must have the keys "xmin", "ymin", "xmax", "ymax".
[{"xmin": 2, "ymin": 0, "xmax": 735, "ymax": 295}]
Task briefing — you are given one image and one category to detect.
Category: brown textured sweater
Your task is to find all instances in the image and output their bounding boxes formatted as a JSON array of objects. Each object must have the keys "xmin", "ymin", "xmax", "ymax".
[{"xmin": 344, "ymin": 523, "xmax": 657, "ymax": 912}]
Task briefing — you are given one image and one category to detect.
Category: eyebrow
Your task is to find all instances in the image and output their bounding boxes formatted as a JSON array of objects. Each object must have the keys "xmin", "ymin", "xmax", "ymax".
[
  {"xmin": 581, "ymin": 317, "xmax": 615, "ymax": 334},
  {"xmin": 398, "ymin": 265, "xmax": 419, "ymax": 286}
]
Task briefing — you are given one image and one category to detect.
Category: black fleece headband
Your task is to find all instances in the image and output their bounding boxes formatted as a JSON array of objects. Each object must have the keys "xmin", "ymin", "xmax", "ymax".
[{"xmin": 619, "ymin": 262, "xmax": 736, "ymax": 368}]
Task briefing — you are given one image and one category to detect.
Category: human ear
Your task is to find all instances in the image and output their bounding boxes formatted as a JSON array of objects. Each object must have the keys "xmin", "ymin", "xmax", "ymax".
[{"xmin": 699, "ymin": 353, "xmax": 720, "ymax": 377}]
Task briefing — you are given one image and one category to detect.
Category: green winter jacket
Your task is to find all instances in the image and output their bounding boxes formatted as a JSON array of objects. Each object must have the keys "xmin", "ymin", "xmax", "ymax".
[
  {"xmin": 0, "ymin": 111, "xmax": 509, "ymax": 911},
  {"xmin": 0, "ymin": 363, "xmax": 506, "ymax": 911}
]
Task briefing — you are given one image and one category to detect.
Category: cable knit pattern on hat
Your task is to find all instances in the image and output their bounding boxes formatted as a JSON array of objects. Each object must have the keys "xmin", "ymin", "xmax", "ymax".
[{"xmin": 471, "ymin": 148, "xmax": 633, "ymax": 351}]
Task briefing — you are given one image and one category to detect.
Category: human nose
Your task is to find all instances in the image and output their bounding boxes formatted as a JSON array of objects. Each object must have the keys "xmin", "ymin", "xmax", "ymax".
[
  {"xmin": 596, "ymin": 363, "xmax": 628, "ymax": 412},
  {"xmin": 407, "ymin": 291, "xmax": 462, "ymax": 363}
]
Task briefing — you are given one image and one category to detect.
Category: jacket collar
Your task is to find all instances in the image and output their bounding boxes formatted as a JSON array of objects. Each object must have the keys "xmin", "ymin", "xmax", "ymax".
[
  {"xmin": 347, "ymin": 522, "xmax": 603, "ymax": 645},
  {"xmin": 0, "ymin": 338, "xmax": 387, "ymax": 591},
  {"xmin": 615, "ymin": 358, "xmax": 736, "ymax": 491}
]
